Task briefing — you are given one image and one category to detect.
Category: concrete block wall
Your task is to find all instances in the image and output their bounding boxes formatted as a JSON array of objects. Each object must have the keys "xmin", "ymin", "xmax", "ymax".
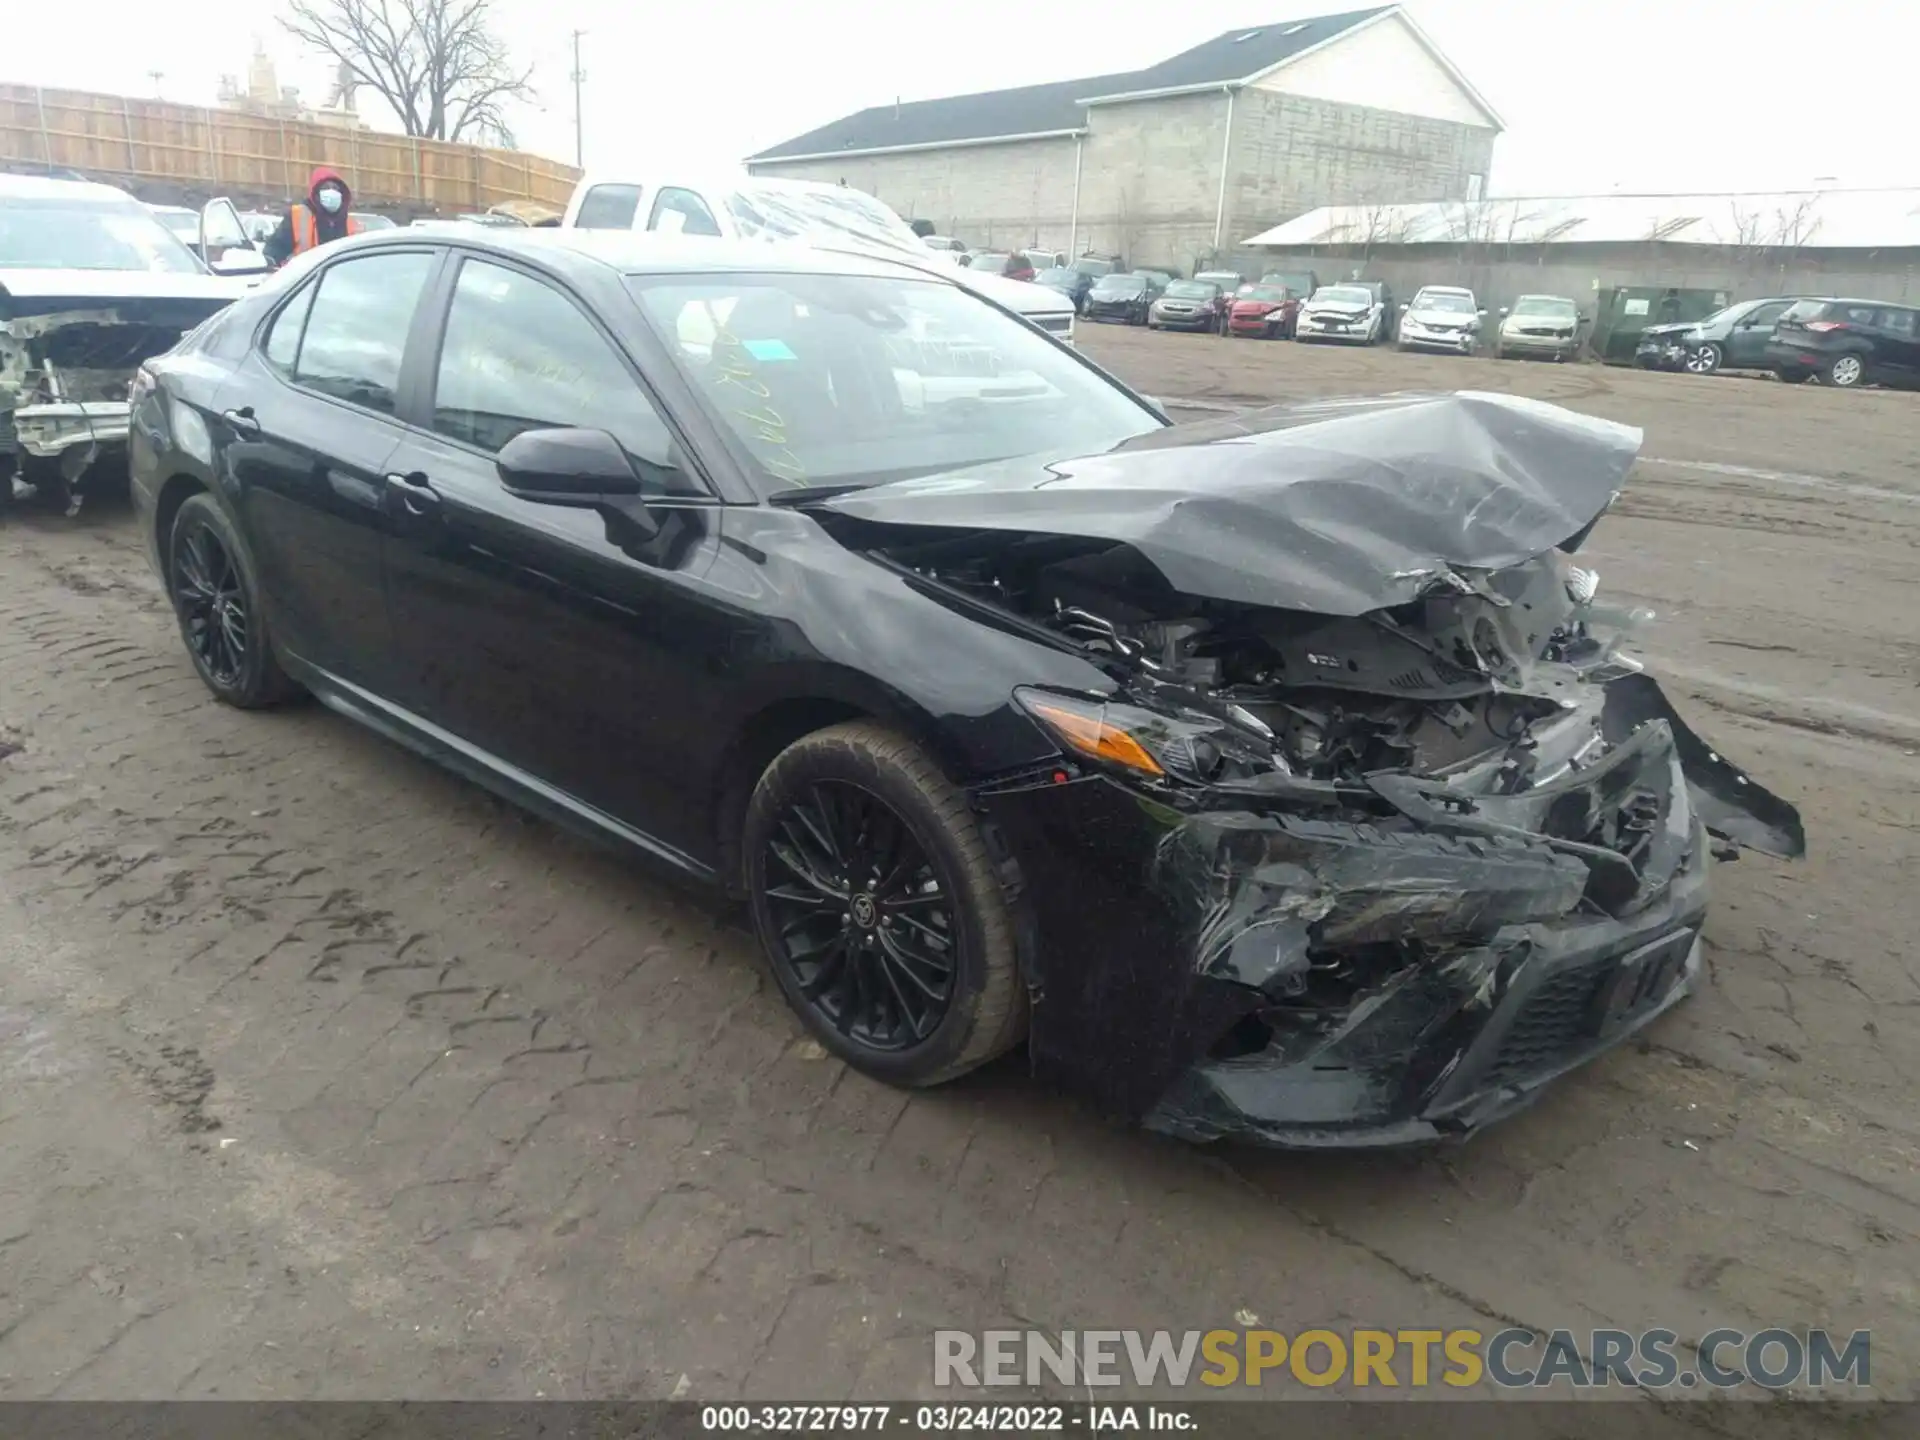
[
  {"xmin": 746, "ymin": 137, "xmax": 1080, "ymax": 251},
  {"xmin": 1226, "ymin": 91, "xmax": 1495, "ymax": 250},
  {"xmin": 1072, "ymin": 92, "xmax": 1232, "ymax": 267}
]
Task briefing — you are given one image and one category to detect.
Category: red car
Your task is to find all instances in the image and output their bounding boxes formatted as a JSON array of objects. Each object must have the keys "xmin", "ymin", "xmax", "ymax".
[
  {"xmin": 968, "ymin": 250, "xmax": 1038, "ymax": 283},
  {"xmin": 1228, "ymin": 283, "xmax": 1300, "ymax": 339}
]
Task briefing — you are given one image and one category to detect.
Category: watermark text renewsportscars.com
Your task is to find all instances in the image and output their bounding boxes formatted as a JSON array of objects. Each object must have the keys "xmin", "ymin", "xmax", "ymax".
[{"xmin": 933, "ymin": 1327, "xmax": 1872, "ymax": 1392}]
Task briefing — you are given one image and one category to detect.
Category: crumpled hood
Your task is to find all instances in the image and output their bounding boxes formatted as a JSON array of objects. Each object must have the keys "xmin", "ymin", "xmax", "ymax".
[
  {"xmin": 1304, "ymin": 299, "xmax": 1372, "ymax": 317},
  {"xmin": 816, "ymin": 391, "xmax": 1643, "ymax": 616}
]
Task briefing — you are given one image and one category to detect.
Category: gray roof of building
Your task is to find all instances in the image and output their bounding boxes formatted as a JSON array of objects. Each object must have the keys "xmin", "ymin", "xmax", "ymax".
[{"xmin": 749, "ymin": 7, "xmax": 1392, "ymax": 161}]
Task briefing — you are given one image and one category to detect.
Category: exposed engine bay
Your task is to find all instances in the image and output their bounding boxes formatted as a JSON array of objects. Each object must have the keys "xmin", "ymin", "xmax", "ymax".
[
  {"xmin": 880, "ymin": 525, "xmax": 1637, "ymax": 791},
  {"xmin": 2, "ymin": 305, "xmax": 216, "ymax": 515}
]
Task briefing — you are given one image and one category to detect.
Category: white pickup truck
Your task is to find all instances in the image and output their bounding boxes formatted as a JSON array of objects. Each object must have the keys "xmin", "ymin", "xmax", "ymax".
[{"xmin": 560, "ymin": 173, "xmax": 1076, "ymax": 346}]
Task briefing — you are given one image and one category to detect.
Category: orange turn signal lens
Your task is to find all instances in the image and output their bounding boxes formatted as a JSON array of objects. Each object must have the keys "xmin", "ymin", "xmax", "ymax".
[{"xmin": 1018, "ymin": 693, "xmax": 1165, "ymax": 778}]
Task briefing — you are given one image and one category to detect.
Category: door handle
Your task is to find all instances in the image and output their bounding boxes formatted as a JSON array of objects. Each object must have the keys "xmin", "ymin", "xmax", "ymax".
[
  {"xmin": 384, "ymin": 470, "xmax": 440, "ymax": 519},
  {"xmin": 221, "ymin": 406, "xmax": 261, "ymax": 438}
]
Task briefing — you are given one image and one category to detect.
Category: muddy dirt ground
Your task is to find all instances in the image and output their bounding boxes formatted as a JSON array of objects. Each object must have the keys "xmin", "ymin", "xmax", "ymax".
[{"xmin": 1, "ymin": 332, "xmax": 1915, "ymax": 1413}]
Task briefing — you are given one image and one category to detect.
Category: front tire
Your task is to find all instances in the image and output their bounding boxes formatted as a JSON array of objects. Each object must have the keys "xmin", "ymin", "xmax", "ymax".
[
  {"xmin": 1686, "ymin": 342, "xmax": 1723, "ymax": 375},
  {"xmin": 166, "ymin": 492, "xmax": 300, "ymax": 708},
  {"xmin": 744, "ymin": 722, "xmax": 1026, "ymax": 1088}
]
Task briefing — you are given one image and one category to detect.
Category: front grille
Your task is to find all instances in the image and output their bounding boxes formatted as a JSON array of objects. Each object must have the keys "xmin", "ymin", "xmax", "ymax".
[
  {"xmin": 1481, "ymin": 959, "xmax": 1614, "ymax": 1089},
  {"xmin": 1034, "ymin": 313, "xmax": 1073, "ymax": 335},
  {"xmin": 1518, "ymin": 326, "xmax": 1574, "ymax": 338}
]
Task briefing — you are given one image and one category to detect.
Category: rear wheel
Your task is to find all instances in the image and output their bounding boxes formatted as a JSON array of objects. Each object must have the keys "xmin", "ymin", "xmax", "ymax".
[
  {"xmin": 166, "ymin": 493, "xmax": 300, "ymax": 708},
  {"xmin": 1823, "ymin": 354, "xmax": 1865, "ymax": 388},
  {"xmin": 744, "ymin": 722, "xmax": 1026, "ymax": 1087}
]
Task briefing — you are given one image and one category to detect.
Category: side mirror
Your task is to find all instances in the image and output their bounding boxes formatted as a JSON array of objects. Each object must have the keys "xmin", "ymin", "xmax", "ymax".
[
  {"xmin": 209, "ymin": 249, "xmax": 272, "ymax": 276},
  {"xmin": 1398, "ymin": 302, "xmax": 1409, "ymax": 311},
  {"xmin": 1477, "ymin": 308, "xmax": 1488, "ymax": 317},
  {"xmin": 498, "ymin": 426, "xmax": 646, "ymax": 500},
  {"xmin": 1499, "ymin": 307, "xmax": 1510, "ymax": 316}
]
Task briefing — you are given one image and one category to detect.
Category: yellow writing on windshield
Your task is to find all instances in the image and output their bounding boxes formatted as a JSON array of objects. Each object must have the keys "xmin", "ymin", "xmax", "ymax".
[{"xmin": 710, "ymin": 325, "xmax": 808, "ymax": 485}]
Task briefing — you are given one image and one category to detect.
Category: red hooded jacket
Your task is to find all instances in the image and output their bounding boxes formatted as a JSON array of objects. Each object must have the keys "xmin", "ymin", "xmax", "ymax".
[{"xmin": 266, "ymin": 166, "xmax": 358, "ymax": 264}]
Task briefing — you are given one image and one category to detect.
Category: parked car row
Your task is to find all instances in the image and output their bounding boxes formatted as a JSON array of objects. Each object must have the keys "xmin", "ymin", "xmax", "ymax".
[{"xmin": 1635, "ymin": 295, "xmax": 1920, "ymax": 388}]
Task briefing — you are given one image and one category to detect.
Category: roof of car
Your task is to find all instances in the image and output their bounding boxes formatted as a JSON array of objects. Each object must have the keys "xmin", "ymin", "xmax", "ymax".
[
  {"xmin": 0, "ymin": 173, "xmax": 143, "ymax": 204},
  {"xmin": 337, "ymin": 227, "xmax": 947, "ymax": 284}
]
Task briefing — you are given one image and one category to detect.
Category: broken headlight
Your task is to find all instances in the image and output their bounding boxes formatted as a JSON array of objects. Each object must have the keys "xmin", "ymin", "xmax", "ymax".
[{"xmin": 1014, "ymin": 688, "xmax": 1281, "ymax": 785}]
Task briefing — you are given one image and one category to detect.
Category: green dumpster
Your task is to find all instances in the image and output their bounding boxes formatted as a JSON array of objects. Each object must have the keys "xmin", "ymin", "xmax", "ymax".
[{"xmin": 1591, "ymin": 286, "xmax": 1730, "ymax": 365}]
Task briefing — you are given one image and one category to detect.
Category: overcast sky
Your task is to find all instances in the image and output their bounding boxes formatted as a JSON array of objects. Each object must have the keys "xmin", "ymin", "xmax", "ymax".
[{"xmin": 12, "ymin": 1, "xmax": 1913, "ymax": 197}]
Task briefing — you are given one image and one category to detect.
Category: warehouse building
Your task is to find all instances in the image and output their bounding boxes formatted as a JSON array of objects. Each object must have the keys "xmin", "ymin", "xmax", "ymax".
[{"xmin": 745, "ymin": 5, "xmax": 1501, "ymax": 273}]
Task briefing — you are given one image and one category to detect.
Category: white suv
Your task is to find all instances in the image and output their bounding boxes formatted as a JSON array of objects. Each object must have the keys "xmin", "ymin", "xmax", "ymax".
[{"xmin": 562, "ymin": 174, "xmax": 1075, "ymax": 345}]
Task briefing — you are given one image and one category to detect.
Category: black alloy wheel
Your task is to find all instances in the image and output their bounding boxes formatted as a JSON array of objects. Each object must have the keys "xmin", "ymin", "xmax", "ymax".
[
  {"xmin": 763, "ymin": 780, "xmax": 954, "ymax": 1052},
  {"xmin": 745, "ymin": 722, "xmax": 1025, "ymax": 1086},
  {"xmin": 166, "ymin": 492, "xmax": 299, "ymax": 707},
  {"xmin": 173, "ymin": 519, "xmax": 248, "ymax": 688}
]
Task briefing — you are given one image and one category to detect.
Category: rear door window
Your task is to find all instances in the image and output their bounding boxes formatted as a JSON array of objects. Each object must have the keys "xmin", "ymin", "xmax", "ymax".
[
  {"xmin": 289, "ymin": 251, "xmax": 435, "ymax": 413},
  {"xmin": 1745, "ymin": 300, "xmax": 1791, "ymax": 327},
  {"xmin": 1875, "ymin": 307, "xmax": 1916, "ymax": 337},
  {"xmin": 574, "ymin": 184, "xmax": 643, "ymax": 229},
  {"xmin": 262, "ymin": 280, "xmax": 318, "ymax": 374},
  {"xmin": 648, "ymin": 187, "xmax": 723, "ymax": 237}
]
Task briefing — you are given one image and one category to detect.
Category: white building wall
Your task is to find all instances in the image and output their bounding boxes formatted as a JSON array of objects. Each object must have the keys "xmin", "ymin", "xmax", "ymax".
[
  {"xmin": 745, "ymin": 137, "xmax": 1081, "ymax": 251},
  {"xmin": 1251, "ymin": 12, "xmax": 1490, "ymax": 128}
]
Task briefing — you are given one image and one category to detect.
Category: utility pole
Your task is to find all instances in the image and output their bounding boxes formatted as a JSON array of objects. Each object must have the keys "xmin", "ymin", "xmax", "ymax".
[
  {"xmin": 569, "ymin": 30, "xmax": 586, "ymax": 168},
  {"xmin": 148, "ymin": 70, "xmax": 165, "ymax": 99}
]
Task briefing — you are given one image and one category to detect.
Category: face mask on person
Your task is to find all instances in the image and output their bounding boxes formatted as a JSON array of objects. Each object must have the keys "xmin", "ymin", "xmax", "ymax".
[{"xmin": 316, "ymin": 187, "xmax": 345, "ymax": 214}]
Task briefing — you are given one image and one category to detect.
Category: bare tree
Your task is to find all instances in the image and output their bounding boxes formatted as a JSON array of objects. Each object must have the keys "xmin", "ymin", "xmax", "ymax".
[
  {"xmin": 1765, "ymin": 194, "xmax": 1823, "ymax": 287},
  {"xmin": 282, "ymin": 0, "xmax": 534, "ymax": 145}
]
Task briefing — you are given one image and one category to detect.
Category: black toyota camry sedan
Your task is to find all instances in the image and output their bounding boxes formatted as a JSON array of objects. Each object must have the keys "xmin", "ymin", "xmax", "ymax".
[{"xmin": 129, "ymin": 229, "xmax": 1805, "ymax": 1147}]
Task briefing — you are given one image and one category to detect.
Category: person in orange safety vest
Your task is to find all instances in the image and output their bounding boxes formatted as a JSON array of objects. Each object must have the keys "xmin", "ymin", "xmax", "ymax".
[{"xmin": 262, "ymin": 167, "xmax": 361, "ymax": 266}]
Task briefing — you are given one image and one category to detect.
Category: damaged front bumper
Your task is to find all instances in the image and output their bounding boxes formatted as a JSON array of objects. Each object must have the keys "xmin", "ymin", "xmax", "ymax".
[{"xmin": 978, "ymin": 676, "xmax": 1796, "ymax": 1149}]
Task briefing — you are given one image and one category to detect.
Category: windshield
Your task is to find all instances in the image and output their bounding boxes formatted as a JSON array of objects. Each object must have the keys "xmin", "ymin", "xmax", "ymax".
[
  {"xmin": 1194, "ymin": 273, "xmax": 1240, "ymax": 287},
  {"xmin": 1265, "ymin": 273, "xmax": 1314, "ymax": 295},
  {"xmin": 151, "ymin": 207, "xmax": 198, "ymax": 240},
  {"xmin": 967, "ymin": 253, "xmax": 1010, "ymax": 271},
  {"xmin": 631, "ymin": 272, "xmax": 1162, "ymax": 496},
  {"xmin": 1312, "ymin": 286, "xmax": 1371, "ymax": 306},
  {"xmin": 1092, "ymin": 275, "xmax": 1145, "ymax": 295},
  {"xmin": 0, "ymin": 196, "xmax": 205, "ymax": 273},
  {"xmin": 723, "ymin": 183, "xmax": 933, "ymax": 263},
  {"xmin": 1035, "ymin": 268, "xmax": 1078, "ymax": 285},
  {"xmin": 1512, "ymin": 296, "xmax": 1577, "ymax": 319},
  {"xmin": 1241, "ymin": 286, "xmax": 1290, "ymax": 304},
  {"xmin": 1163, "ymin": 281, "xmax": 1215, "ymax": 299},
  {"xmin": 1072, "ymin": 259, "xmax": 1112, "ymax": 277},
  {"xmin": 1414, "ymin": 292, "xmax": 1475, "ymax": 314}
]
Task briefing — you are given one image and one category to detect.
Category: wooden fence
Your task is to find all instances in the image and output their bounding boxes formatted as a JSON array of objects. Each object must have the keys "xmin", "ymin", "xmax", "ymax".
[{"xmin": 0, "ymin": 83, "xmax": 580, "ymax": 212}]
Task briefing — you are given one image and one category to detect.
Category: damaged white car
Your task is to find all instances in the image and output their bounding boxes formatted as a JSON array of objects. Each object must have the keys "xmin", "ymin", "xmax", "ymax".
[{"xmin": 1, "ymin": 176, "xmax": 260, "ymax": 515}]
